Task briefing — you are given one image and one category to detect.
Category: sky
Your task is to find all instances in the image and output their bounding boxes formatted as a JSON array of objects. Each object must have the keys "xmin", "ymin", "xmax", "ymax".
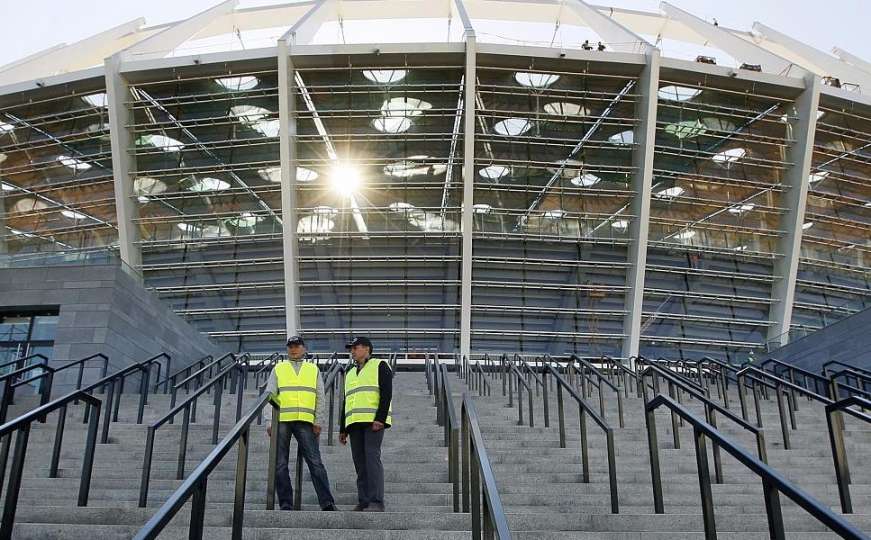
[{"xmin": 0, "ymin": 0, "xmax": 869, "ymax": 68}]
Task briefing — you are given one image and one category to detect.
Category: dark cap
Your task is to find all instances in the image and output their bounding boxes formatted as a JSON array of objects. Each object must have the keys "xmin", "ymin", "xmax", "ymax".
[
  {"xmin": 286, "ymin": 336, "xmax": 305, "ymax": 347},
  {"xmin": 345, "ymin": 336, "xmax": 373, "ymax": 349}
]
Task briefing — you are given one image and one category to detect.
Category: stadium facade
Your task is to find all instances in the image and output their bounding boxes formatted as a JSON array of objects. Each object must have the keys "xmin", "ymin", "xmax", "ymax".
[{"xmin": 1, "ymin": 0, "xmax": 870, "ymax": 362}]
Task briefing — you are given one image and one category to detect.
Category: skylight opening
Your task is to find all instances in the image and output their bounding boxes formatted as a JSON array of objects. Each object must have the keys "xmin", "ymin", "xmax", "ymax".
[
  {"xmin": 809, "ymin": 171, "xmax": 830, "ymax": 184},
  {"xmin": 664, "ymin": 119, "xmax": 707, "ymax": 140},
  {"xmin": 543, "ymin": 102, "xmax": 589, "ymax": 116},
  {"xmin": 675, "ymin": 229, "xmax": 696, "ymax": 241},
  {"xmin": 57, "ymin": 155, "xmax": 92, "ymax": 171},
  {"xmin": 658, "ymin": 85, "xmax": 701, "ymax": 102},
  {"xmin": 372, "ymin": 117, "xmax": 412, "ymax": 134},
  {"xmin": 1, "ymin": 181, "xmax": 16, "ymax": 191},
  {"xmin": 548, "ymin": 159, "xmax": 584, "ymax": 179},
  {"xmin": 802, "ymin": 221, "xmax": 814, "ymax": 230},
  {"xmin": 230, "ymin": 105, "xmax": 279, "ymax": 137},
  {"xmin": 133, "ymin": 176, "xmax": 167, "ymax": 198},
  {"xmin": 363, "ymin": 70, "xmax": 408, "ymax": 84},
  {"xmin": 608, "ymin": 130, "xmax": 634, "ymax": 146},
  {"xmin": 515, "ymin": 72, "xmax": 560, "ymax": 88},
  {"xmin": 734, "ymin": 245, "xmax": 749, "ymax": 252},
  {"xmin": 226, "ymin": 212, "xmax": 265, "ymax": 228},
  {"xmin": 611, "ymin": 219, "xmax": 629, "ymax": 231},
  {"xmin": 479, "ymin": 165, "xmax": 510, "ymax": 180},
  {"xmin": 0, "ymin": 122, "xmax": 14, "ymax": 134},
  {"xmin": 728, "ymin": 203, "xmax": 756, "ymax": 215},
  {"xmin": 571, "ymin": 173, "xmax": 601, "ymax": 187},
  {"xmin": 655, "ymin": 186, "xmax": 685, "ymax": 199},
  {"xmin": 12, "ymin": 198, "xmax": 49, "ymax": 213},
  {"xmin": 494, "ymin": 118, "xmax": 532, "ymax": 136},
  {"xmin": 473, "ymin": 203, "xmax": 492, "ymax": 215},
  {"xmin": 188, "ymin": 177, "xmax": 231, "ymax": 192},
  {"xmin": 61, "ymin": 209, "xmax": 88, "ymax": 220},
  {"xmin": 136, "ymin": 135, "xmax": 184, "ymax": 152},
  {"xmin": 543, "ymin": 209, "xmax": 566, "ymax": 219},
  {"xmin": 381, "ymin": 97, "xmax": 431, "ymax": 118},
  {"xmin": 298, "ymin": 214, "xmax": 335, "ymax": 238},
  {"xmin": 176, "ymin": 223, "xmax": 199, "ymax": 234},
  {"xmin": 384, "ymin": 156, "xmax": 446, "ymax": 178},
  {"xmin": 215, "ymin": 76, "xmax": 259, "ymax": 91},
  {"xmin": 712, "ymin": 148, "xmax": 746, "ymax": 166},
  {"xmin": 82, "ymin": 93, "xmax": 108, "ymax": 108}
]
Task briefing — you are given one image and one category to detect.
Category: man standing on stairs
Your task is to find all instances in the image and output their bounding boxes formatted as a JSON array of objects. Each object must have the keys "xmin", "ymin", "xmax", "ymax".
[
  {"xmin": 265, "ymin": 336, "xmax": 338, "ymax": 511},
  {"xmin": 339, "ymin": 336, "xmax": 393, "ymax": 512}
]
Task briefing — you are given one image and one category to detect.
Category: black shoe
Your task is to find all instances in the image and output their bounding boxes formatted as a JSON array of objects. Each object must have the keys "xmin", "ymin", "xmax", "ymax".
[
  {"xmin": 363, "ymin": 503, "xmax": 385, "ymax": 512},
  {"xmin": 352, "ymin": 504, "xmax": 367, "ymax": 512},
  {"xmin": 322, "ymin": 504, "xmax": 337, "ymax": 511}
]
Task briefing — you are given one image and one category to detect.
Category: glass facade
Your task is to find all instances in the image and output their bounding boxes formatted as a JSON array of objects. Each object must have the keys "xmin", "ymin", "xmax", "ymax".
[{"xmin": 0, "ymin": 311, "xmax": 59, "ymax": 368}]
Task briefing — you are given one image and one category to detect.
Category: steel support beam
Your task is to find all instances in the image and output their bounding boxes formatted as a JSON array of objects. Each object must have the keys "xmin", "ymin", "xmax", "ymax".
[
  {"xmin": 281, "ymin": 0, "xmax": 336, "ymax": 45},
  {"xmin": 121, "ymin": 0, "xmax": 238, "ymax": 61},
  {"xmin": 767, "ymin": 75, "xmax": 821, "ymax": 348},
  {"xmin": 752, "ymin": 23, "xmax": 871, "ymax": 91},
  {"xmin": 566, "ymin": 0, "xmax": 652, "ymax": 53},
  {"xmin": 278, "ymin": 40, "xmax": 300, "ymax": 336},
  {"xmin": 660, "ymin": 2, "xmax": 799, "ymax": 76},
  {"xmin": 459, "ymin": 13, "xmax": 477, "ymax": 359},
  {"xmin": 105, "ymin": 54, "xmax": 142, "ymax": 277},
  {"xmin": 0, "ymin": 19, "xmax": 145, "ymax": 87},
  {"xmin": 832, "ymin": 47, "xmax": 871, "ymax": 76},
  {"xmin": 621, "ymin": 50, "xmax": 660, "ymax": 363}
]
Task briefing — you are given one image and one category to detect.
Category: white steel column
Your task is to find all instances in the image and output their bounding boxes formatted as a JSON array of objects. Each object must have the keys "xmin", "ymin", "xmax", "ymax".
[
  {"xmin": 767, "ymin": 75, "xmax": 821, "ymax": 347},
  {"xmin": 105, "ymin": 53, "xmax": 142, "ymax": 277},
  {"xmin": 458, "ymin": 0, "xmax": 477, "ymax": 358},
  {"xmin": 278, "ymin": 39, "xmax": 300, "ymax": 336},
  {"xmin": 621, "ymin": 50, "xmax": 660, "ymax": 363}
]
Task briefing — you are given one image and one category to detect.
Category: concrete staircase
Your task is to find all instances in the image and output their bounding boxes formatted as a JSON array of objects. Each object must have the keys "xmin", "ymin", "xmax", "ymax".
[
  {"xmin": 453, "ymin": 366, "xmax": 871, "ymax": 538},
  {"xmin": 4, "ymin": 368, "xmax": 474, "ymax": 539}
]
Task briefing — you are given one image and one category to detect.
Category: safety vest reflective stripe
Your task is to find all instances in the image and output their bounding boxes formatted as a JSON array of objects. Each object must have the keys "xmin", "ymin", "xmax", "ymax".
[
  {"xmin": 344, "ymin": 358, "xmax": 393, "ymax": 427},
  {"xmin": 275, "ymin": 361, "xmax": 319, "ymax": 423}
]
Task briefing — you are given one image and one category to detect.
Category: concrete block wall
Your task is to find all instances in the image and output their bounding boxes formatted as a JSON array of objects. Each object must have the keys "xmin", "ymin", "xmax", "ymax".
[{"xmin": 0, "ymin": 264, "xmax": 222, "ymax": 390}]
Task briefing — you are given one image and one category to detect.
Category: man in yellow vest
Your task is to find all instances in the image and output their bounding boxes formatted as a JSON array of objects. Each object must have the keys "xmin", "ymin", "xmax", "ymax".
[
  {"xmin": 339, "ymin": 336, "xmax": 393, "ymax": 512},
  {"xmin": 265, "ymin": 336, "xmax": 337, "ymax": 511}
]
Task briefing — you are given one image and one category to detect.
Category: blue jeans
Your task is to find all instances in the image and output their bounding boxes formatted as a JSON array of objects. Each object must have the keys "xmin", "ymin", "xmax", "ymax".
[{"xmin": 275, "ymin": 421, "xmax": 335, "ymax": 510}]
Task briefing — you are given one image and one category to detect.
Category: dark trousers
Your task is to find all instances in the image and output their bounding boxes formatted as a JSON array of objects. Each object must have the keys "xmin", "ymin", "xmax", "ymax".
[
  {"xmin": 348, "ymin": 424, "xmax": 385, "ymax": 506},
  {"xmin": 275, "ymin": 421, "xmax": 335, "ymax": 510}
]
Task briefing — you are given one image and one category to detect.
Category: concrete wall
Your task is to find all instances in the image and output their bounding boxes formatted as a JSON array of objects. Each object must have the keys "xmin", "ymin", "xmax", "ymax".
[
  {"xmin": 769, "ymin": 306, "xmax": 871, "ymax": 373},
  {"xmin": 0, "ymin": 264, "xmax": 222, "ymax": 389}
]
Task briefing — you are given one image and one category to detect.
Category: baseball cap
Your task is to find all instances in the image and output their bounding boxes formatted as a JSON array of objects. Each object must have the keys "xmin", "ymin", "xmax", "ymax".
[
  {"xmin": 345, "ymin": 336, "xmax": 373, "ymax": 349},
  {"xmin": 286, "ymin": 336, "xmax": 305, "ymax": 346}
]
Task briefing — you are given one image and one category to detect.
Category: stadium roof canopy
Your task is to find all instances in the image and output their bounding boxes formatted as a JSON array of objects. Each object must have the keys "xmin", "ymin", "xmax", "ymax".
[{"xmin": 2, "ymin": 0, "xmax": 871, "ymax": 96}]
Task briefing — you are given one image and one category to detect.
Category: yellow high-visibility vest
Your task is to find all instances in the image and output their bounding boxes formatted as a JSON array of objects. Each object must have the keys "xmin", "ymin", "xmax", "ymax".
[
  {"xmin": 344, "ymin": 358, "xmax": 393, "ymax": 427},
  {"xmin": 274, "ymin": 361, "xmax": 319, "ymax": 424}
]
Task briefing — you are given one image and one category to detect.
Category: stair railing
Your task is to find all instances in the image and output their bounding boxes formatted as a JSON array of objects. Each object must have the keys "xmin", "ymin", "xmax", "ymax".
[
  {"xmin": 825, "ymin": 395, "xmax": 871, "ymax": 514},
  {"xmin": 461, "ymin": 392, "xmax": 512, "ymax": 539},
  {"xmin": 645, "ymin": 393, "xmax": 867, "ymax": 540},
  {"xmin": 601, "ymin": 356, "xmax": 641, "ymax": 398},
  {"xmin": 0, "ymin": 388, "xmax": 102, "ymax": 539},
  {"xmin": 133, "ymin": 393, "xmax": 280, "ymax": 540},
  {"xmin": 138, "ymin": 358, "xmax": 243, "ymax": 507},
  {"xmin": 153, "ymin": 354, "xmax": 210, "ymax": 394},
  {"xmin": 543, "ymin": 363, "xmax": 618, "ymax": 514},
  {"xmin": 169, "ymin": 352, "xmax": 236, "ymax": 410},
  {"xmin": 437, "ymin": 361, "xmax": 462, "ymax": 512},
  {"xmin": 322, "ymin": 358, "xmax": 345, "ymax": 447},
  {"xmin": 822, "ymin": 359, "xmax": 871, "ymax": 381},
  {"xmin": 502, "ymin": 355, "xmax": 534, "ymax": 427},
  {"xmin": 827, "ymin": 368, "xmax": 871, "ymax": 401},
  {"xmin": 516, "ymin": 359, "xmax": 547, "ymax": 427},
  {"xmin": 252, "ymin": 353, "xmax": 280, "ymax": 389},
  {"xmin": 472, "ymin": 361, "xmax": 492, "ymax": 397},
  {"xmin": 569, "ymin": 355, "xmax": 624, "ymax": 428},
  {"xmin": 760, "ymin": 358, "xmax": 829, "ymax": 397}
]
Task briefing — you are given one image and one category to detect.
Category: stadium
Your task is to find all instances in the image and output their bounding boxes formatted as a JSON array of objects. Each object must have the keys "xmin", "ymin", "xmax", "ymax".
[{"xmin": 2, "ymin": 0, "xmax": 870, "ymax": 363}]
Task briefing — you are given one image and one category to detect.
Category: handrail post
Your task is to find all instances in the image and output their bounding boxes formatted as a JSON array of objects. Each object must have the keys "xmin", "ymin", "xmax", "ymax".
[
  {"xmin": 266, "ymin": 410, "xmax": 279, "ymax": 510},
  {"xmin": 231, "ymin": 426, "xmax": 249, "ymax": 540},
  {"xmin": 774, "ymin": 384, "xmax": 791, "ymax": 450},
  {"xmin": 0, "ymin": 425, "xmax": 30, "ymax": 538},
  {"xmin": 49, "ymin": 404, "xmax": 67, "ymax": 478},
  {"xmin": 557, "ymin": 382, "xmax": 566, "ymax": 448},
  {"xmin": 189, "ymin": 478, "xmax": 208, "ymax": 540},
  {"xmin": 137, "ymin": 367, "xmax": 148, "ymax": 424},
  {"xmin": 78, "ymin": 400, "xmax": 100, "ymax": 507},
  {"xmin": 461, "ymin": 402, "xmax": 470, "ymax": 513},
  {"xmin": 177, "ymin": 405, "xmax": 191, "ymax": 480},
  {"xmin": 100, "ymin": 379, "xmax": 115, "ymax": 444},
  {"xmin": 579, "ymin": 407, "xmax": 589, "ymax": 483},
  {"xmin": 212, "ymin": 373, "xmax": 223, "ymax": 445},
  {"xmin": 826, "ymin": 406, "xmax": 853, "ymax": 514},
  {"xmin": 693, "ymin": 427, "xmax": 717, "ymax": 539},
  {"xmin": 645, "ymin": 406, "xmax": 664, "ymax": 514},
  {"xmin": 542, "ymin": 369, "xmax": 549, "ymax": 428},
  {"xmin": 761, "ymin": 477, "xmax": 786, "ymax": 540},
  {"xmin": 738, "ymin": 374, "xmax": 749, "ymax": 421},
  {"xmin": 606, "ymin": 428, "xmax": 619, "ymax": 514},
  {"xmin": 139, "ymin": 427, "xmax": 156, "ymax": 507}
]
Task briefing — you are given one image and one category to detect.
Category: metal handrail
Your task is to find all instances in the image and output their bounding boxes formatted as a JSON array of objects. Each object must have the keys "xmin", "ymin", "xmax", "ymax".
[
  {"xmin": 154, "ymin": 354, "xmax": 211, "ymax": 394},
  {"xmin": 138, "ymin": 359, "xmax": 242, "ymax": 507},
  {"xmin": 252, "ymin": 353, "xmax": 280, "ymax": 388},
  {"xmin": 471, "ymin": 361, "xmax": 492, "ymax": 397},
  {"xmin": 438, "ymin": 362, "xmax": 461, "ymax": 512},
  {"xmin": 461, "ymin": 393, "xmax": 512, "ymax": 539},
  {"xmin": 823, "ymin": 359, "xmax": 871, "ymax": 379},
  {"xmin": 569, "ymin": 355, "xmax": 625, "ymax": 428},
  {"xmin": 322, "ymin": 358, "xmax": 345, "ymax": 447},
  {"xmin": 543, "ymin": 363, "xmax": 619, "ymax": 514},
  {"xmin": 0, "ymin": 354, "xmax": 45, "ymax": 373},
  {"xmin": 760, "ymin": 358, "xmax": 830, "ymax": 397},
  {"xmin": 828, "ymin": 368, "xmax": 871, "ymax": 400},
  {"xmin": 0, "ymin": 388, "xmax": 102, "ymax": 538},
  {"xmin": 134, "ymin": 393, "xmax": 280, "ymax": 540},
  {"xmin": 825, "ymin": 395, "xmax": 871, "ymax": 514},
  {"xmin": 169, "ymin": 352, "xmax": 236, "ymax": 409},
  {"xmin": 601, "ymin": 356, "xmax": 641, "ymax": 398},
  {"xmin": 502, "ymin": 355, "xmax": 534, "ymax": 427},
  {"xmin": 645, "ymin": 394, "xmax": 868, "ymax": 540}
]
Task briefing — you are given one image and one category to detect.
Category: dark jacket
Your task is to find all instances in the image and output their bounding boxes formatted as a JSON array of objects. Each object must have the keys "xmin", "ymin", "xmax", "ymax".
[{"xmin": 339, "ymin": 358, "xmax": 393, "ymax": 434}]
